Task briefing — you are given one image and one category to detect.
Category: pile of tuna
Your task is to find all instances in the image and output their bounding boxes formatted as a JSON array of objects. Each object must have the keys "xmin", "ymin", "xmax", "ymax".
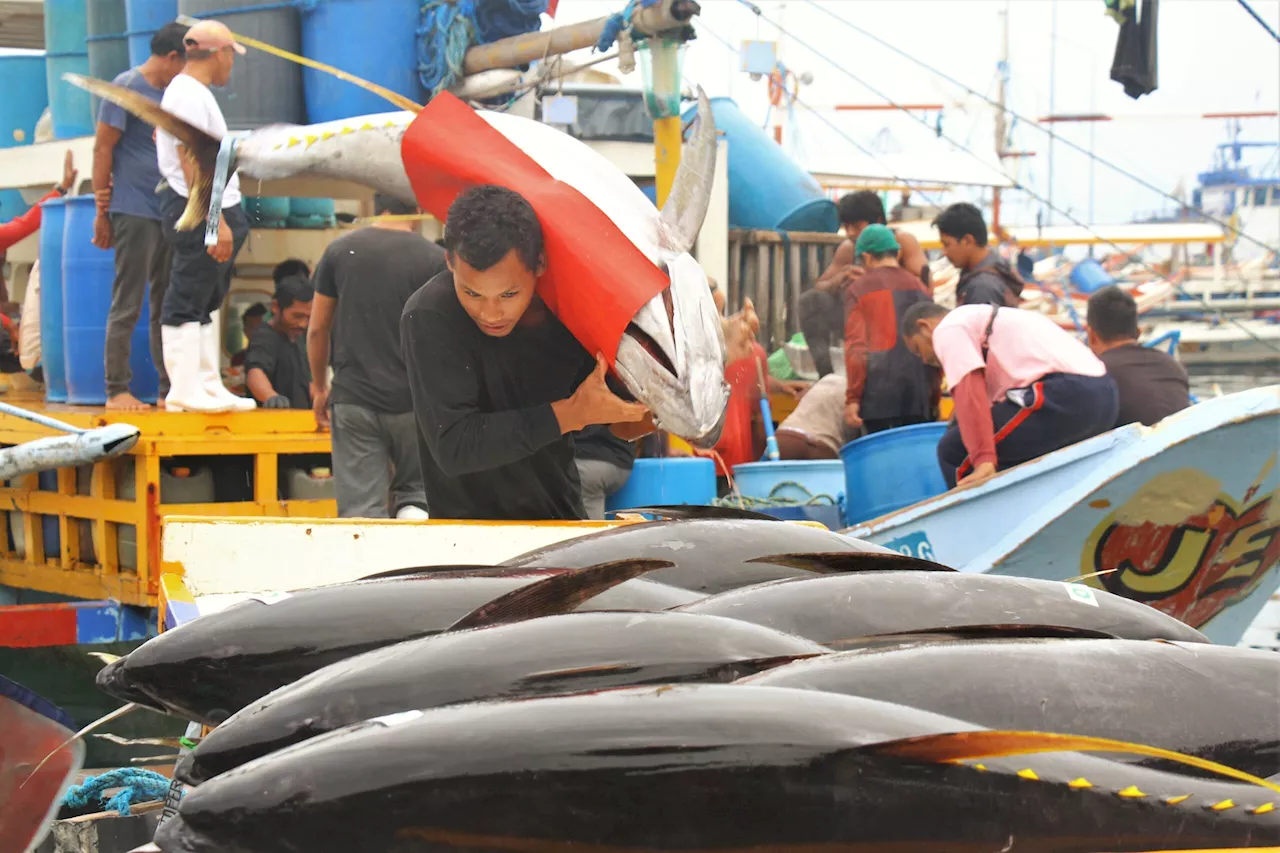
[{"xmin": 96, "ymin": 517, "xmax": 1280, "ymax": 853}]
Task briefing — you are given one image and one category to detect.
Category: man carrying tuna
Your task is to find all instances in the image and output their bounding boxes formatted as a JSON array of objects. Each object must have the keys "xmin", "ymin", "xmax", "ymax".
[
  {"xmin": 154, "ymin": 19, "xmax": 254, "ymax": 412},
  {"xmin": 400, "ymin": 185, "xmax": 653, "ymax": 520},
  {"xmin": 901, "ymin": 301, "xmax": 1118, "ymax": 489}
]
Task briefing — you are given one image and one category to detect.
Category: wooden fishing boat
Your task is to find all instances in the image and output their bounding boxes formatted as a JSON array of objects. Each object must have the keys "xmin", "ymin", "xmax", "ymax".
[{"xmin": 843, "ymin": 385, "xmax": 1280, "ymax": 647}]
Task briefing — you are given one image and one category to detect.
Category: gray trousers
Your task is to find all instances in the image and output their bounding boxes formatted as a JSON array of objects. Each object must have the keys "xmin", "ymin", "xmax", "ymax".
[
  {"xmin": 330, "ymin": 402, "xmax": 426, "ymax": 518},
  {"xmin": 574, "ymin": 458, "xmax": 631, "ymax": 521},
  {"xmin": 105, "ymin": 213, "xmax": 171, "ymax": 398}
]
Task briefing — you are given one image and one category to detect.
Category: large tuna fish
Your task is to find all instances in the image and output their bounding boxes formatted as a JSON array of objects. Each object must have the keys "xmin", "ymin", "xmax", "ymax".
[
  {"xmin": 95, "ymin": 560, "xmax": 675, "ymax": 725},
  {"xmin": 154, "ymin": 684, "xmax": 1280, "ymax": 853},
  {"xmin": 64, "ymin": 74, "xmax": 731, "ymax": 446},
  {"xmin": 677, "ymin": 571, "xmax": 1210, "ymax": 645},
  {"xmin": 175, "ymin": 610, "xmax": 828, "ymax": 785},
  {"xmin": 500, "ymin": 517, "xmax": 942, "ymax": 595},
  {"xmin": 743, "ymin": 637, "xmax": 1280, "ymax": 779}
]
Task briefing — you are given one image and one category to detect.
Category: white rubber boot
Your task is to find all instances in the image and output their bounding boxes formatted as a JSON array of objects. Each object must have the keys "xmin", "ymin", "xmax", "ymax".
[
  {"xmin": 162, "ymin": 323, "xmax": 234, "ymax": 413},
  {"xmin": 396, "ymin": 505, "xmax": 429, "ymax": 520},
  {"xmin": 200, "ymin": 320, "xmax": 256, "ymax": 411}
]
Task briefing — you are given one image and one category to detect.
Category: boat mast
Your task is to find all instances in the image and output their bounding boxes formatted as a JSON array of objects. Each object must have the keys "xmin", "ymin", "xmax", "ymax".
[{"xmin": 993, "ymin": 1, "xmax": 1009, "ymax": 234}]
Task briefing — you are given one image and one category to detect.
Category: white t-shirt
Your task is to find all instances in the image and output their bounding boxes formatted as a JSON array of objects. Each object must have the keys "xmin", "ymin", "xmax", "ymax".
[{"xmin": 156, "ymin": 73, "xmax": 242, "ymax": 208}]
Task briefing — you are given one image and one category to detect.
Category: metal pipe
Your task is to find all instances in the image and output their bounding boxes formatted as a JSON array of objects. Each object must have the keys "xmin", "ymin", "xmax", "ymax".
[{"xmin": 463, "ymin": 0, "xmax": 698, "ymax": 75}]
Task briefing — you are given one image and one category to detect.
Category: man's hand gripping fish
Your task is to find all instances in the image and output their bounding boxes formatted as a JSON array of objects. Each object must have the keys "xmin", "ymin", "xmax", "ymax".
[{"xmin": 64, "ymin": 73, "xmax": 732, "ymax": 447}]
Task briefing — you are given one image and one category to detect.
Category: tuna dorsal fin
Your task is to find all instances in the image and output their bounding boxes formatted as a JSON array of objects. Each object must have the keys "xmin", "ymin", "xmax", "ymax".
[
  {"xmin": 358, "ymin": 564, "xmax": 512, "ymax": 581},
  {"xmin": 828, "ymin": 624, "xmax": 1120, "ymax": 650},
  {"xmin": 748, "ymin": 552, "xmax": 957, "ymax": 573},
  {"xmin": 447, "ymin": 559, "xmax": 675, "ymax": 632},
  {"xmin": 865, "ymin": 731, "xmax": 1280, "ymax": 795},
  {"xmin": 611, "ymin": 505, "xmax": 781, "ymax": 521}
]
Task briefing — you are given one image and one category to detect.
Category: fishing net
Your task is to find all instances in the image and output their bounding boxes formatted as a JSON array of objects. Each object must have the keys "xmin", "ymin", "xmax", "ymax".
[{"xmin": 639, "ymin": 37, "xmax": 686, "ymax": 120}]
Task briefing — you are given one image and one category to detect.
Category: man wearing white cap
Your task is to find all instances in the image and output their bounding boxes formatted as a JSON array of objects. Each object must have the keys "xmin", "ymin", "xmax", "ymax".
[{"xmin": 154, "ymin": 19, "xmax": 255, "ymax": 412}]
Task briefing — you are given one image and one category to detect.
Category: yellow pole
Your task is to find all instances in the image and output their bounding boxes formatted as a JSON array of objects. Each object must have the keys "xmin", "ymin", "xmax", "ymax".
[{"xmin": 653, "ymin": 115, "xmax": 682, "ymax": 208}]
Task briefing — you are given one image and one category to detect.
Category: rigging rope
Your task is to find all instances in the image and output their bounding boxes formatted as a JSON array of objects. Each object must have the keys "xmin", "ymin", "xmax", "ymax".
[
  {"xmin": 795, "ymin": 0, "xmax": 1278, "ymax": 258},
  {"xmin": 1235, "ymin": 0, "xmax": 1280, "ymax": 44},
  {"xmin": 716, "ymin": 4, "xmax": 1280, "ymax": 353},
  {"xmin": 693, "ymin": 22, "xmax": 946, "ymax": 209}
]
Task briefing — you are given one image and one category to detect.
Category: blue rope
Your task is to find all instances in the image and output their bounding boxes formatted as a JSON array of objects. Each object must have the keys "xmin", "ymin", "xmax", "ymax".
[
  {"xmin": 63, "ymin": 769, "xmax": 174, "ymax": 817},
  {"xmin": 597, "ymin": 0, "xmax": 661, "ymax": 52},
  {"xmin": 418, "ymin": 0, "xmax": 549, "ymax": 98}
]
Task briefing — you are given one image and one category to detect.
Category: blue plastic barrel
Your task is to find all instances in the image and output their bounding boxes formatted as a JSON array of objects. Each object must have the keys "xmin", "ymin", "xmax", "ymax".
[
  {"xmin": 37, "ymin": 470, "xmax": 61, "ymax": 559},
  {"xmin": 839, "ymin": 421, "xmax": 949, "ymax": 525},
  {"xmin": 1068, "ymin": 258, "xmax": 1116, "ymax": 294},
  {"xmin": 44, "ymin": 0, "xmax": 94, "ymax": 139},
  {"xmin": 241, "ymin": 196, "xmax": 290, "ymax": 228},
  {"xmin": 300, "ymin": 0, "xmax": 426, "ymax": 123},
  {"xmin": 86, "ymin": 0, "xmax": 131, "ymax": 120},
  {"xmin": 753, "ymin": 504, "xmax": 845, "ymax": 531},
  {"xmin": 0, "ymin": 49, "xmax": 49, "ymax": 147},
  {"xmin": 287, "ymin": 197, "xmax": 335, "ymax": 228},
  {"xmin": 680, "ymin": 96, "xmax": 838, "ymax": 233},
  {"xmin": 0, "ymin": 49, "xmax": 50, "ymax": 223},
  {"xmin": 605, "ymin": 457, "xmax": 716, "ymax": 512},
  {"xmin": 61, "ymin": 195, "xmax": 160, "ymax": 404},
  {"xmin": 731, "ymin": 459, "xmax": 845, "ymax": 520},
  {"xmin": 125, "ymin": 0, "xmax": 178, "ymax": 66},
  {"xmin": 39, "ymin": 197, "xmax": 69, "ymax": 402}
]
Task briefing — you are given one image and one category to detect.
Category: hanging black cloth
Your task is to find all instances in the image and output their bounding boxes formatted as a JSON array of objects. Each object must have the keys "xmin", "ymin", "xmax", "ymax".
[{"xmin": 1110, "ymin": 0, "xmax": 1159, "ymax": 99}]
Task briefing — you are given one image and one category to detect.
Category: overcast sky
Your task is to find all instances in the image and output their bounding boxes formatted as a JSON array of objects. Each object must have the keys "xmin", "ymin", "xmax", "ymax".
[{"xmin": 549, "ymin": 0, "xmax": 1280, "ymax": 226}]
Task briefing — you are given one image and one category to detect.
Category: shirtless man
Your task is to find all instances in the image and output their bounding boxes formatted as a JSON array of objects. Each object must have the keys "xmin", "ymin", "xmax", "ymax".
[{"xmin": 800, "ymin": 191, "xmax": 930, "ymax": 377}]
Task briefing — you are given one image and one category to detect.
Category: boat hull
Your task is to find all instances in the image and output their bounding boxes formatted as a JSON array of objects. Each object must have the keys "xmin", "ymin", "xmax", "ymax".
[{"xmin": 845, "ymin": 386, "xmax": 1280, "ymax": 645}]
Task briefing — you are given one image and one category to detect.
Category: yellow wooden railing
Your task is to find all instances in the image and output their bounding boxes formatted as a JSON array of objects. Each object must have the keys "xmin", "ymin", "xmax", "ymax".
[{"xmin": 0, "ymin": 396, "xmax": 335, "ymax": 606}]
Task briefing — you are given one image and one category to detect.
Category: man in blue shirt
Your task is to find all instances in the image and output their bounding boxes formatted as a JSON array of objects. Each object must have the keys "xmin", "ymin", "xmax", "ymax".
[{"xmin": 91, "ymin": 21, "xmax": 188, "ymax": 410}]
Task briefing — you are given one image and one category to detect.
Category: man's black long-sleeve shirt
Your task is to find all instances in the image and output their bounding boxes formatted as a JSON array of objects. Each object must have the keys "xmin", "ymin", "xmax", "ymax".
[{"xmin": 400, "ymin": 271, "xmax": 597, "ymax": 520}]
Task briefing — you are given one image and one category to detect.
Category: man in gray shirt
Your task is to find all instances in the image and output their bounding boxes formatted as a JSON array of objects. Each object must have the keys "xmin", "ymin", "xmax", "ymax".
[{"xmin": 92, "ymin": 21, "xmax": 189, "ymax": 410}]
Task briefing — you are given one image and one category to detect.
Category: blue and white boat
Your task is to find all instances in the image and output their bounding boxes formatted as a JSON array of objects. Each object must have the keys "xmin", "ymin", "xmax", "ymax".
[{"xmin": 844, "ymin": 385, "xmax": 1280, "ymax": 647}]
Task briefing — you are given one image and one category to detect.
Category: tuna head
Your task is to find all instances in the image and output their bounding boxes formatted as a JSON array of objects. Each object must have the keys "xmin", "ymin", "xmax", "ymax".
[{"xmin": 614, "ymin": 88, "xmax": 729, "ymax": 448}]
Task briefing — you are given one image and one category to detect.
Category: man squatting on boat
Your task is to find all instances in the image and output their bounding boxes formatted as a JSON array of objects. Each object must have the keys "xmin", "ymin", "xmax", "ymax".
[{"xmin": 901, "ymin": 300, "xmax": 1120, "ymax": 489}]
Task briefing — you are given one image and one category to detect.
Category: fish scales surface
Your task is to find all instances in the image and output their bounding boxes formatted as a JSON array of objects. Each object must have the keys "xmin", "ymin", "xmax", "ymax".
[
  {"xmin": 501, "ymin": 518, "xmax": 898, "ymax": 595},
  {"xmin": 156, "ymin": 685, "xmax": 1280, "ymax": 853},
  {"xmin": 177, "ymin": 610, "xmax": 828, "ymax": 784},
  {"xmin": 95, "ymin": 568, "xmax": 689, "ymax": 725},
  {"xmin": 744, "ymin": 637, "xmax": 1280, "ymax": 779},
  {"xmin": 679, "ymin": 571, "xmax": 1210, "ymax": 644}
]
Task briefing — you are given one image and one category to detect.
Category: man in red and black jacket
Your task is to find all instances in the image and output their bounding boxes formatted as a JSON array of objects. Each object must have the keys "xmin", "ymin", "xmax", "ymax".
[
  {"xmin": 843, "ymin": 225, "xmax": 938, "ymax": 435},
  {"xmin": 0, "ymin": 152, "xmax": 77, "ymax": 255}
]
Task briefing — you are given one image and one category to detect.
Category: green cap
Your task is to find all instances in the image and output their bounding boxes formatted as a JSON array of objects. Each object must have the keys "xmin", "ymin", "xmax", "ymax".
[{"xmin": 855, "ymin": 224, "xmax": 900, "ymax": 257}]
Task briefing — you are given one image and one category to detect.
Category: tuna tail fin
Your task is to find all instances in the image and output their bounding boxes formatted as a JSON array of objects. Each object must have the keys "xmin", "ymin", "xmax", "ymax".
[
  {"xmin": 748, "ymin": 552, "xmax": 958, "ymax": 573},
  {"xmin": 865, "ymin": 730, "xmax": 1280, "ymax": 795},
  {"xmin": 447, "ymin": 558, "xmax": 675, "ymax": 632},
  {"xmin": 62, "ymin": 73, "xmax": 219, "ymax": 233}
]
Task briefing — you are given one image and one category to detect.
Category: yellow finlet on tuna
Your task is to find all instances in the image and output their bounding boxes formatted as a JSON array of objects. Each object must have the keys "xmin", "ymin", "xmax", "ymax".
[
  {"xmin": 866, "ymin": 730, "xmax": 1280, "ymax": 795},
  {"xmin": 1116, "ymin": 785, "xmax": 1147, "ymax": 798}
]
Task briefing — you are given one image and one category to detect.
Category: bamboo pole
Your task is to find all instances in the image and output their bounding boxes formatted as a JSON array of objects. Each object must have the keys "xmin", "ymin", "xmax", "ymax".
[{"xmin": 462, "ymin": 0, "xmax": 698, "ymax": 75}]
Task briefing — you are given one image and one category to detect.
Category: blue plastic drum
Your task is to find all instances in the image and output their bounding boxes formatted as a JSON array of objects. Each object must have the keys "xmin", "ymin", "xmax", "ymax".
[
  {"xmin": 605, "ymin": 457, "xmax": 716, "ymax": 513},
  {"xmin": 840, "ymin": 421, "xmax": 949, "ymax": 525}
]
